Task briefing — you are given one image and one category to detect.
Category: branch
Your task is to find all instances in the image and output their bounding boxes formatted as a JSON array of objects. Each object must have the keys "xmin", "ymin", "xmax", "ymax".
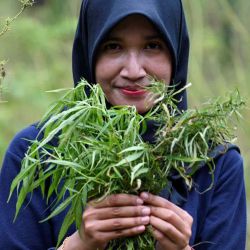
[{"xmin": 0, "ymin": 0, "xmax": 34, "ymax": 37}]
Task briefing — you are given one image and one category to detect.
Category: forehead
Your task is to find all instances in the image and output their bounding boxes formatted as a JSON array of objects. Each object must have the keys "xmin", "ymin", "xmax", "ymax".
[{"xmin": 107, "ymin": 14, "xmax": 161, "ymax": 37}]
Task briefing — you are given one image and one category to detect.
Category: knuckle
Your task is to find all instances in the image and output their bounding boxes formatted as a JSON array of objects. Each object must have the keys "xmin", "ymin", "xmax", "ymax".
[
  {"xmin": 137, "ymin": 206, "xmax": 142, "ymax": 216},
  {"xmin": 166, "ymin": 210, "xmax": 175, "ymax": 221},
  {"xmin": 151, "ymin": 206, "xmax": 158, "ymax": 214},
  {"xmin": 158, "ymin": 234, "xmax": 164, "ymax": 241},
  {"xmin": 184, "ymin": 211, "xmax": 193, "ymax": 223},
  {"xmin": 155, "ymin": 230, "xmax": 164, "ymax": 241},
  {"xmin": 82, "ymin": 209, "xmax": 94, "ymax": 221},
  {"xmin": 180, "ymin": 237, "xmax": 189, "ymax": 248},
  {"xmin": 113, "ymin": 219, "xmax": 122, "ymax": 229},
  {"xmin": 82, "ymin": 211, "xmax": 89, "ymax": 221},
  {"xmin": 147, "ymin": 193, "xmax": 154, "ymax": 202},
  {"xmin": 84, "ymin": 221, "xmax": 95, "ymax": 233},
  {"xmin": 179, "ymin": 231, "xmax": 190, "ymax": 248},
  {"xmin": 164, "ymin": 223, "xmax": 171, "ymax": 233},
  {"xmin": 112, "ymin": 207, "xmax": 121, "ymax": 216},
  {"xmin": 139, "ymin": 206, "xmax": 148, "ymax": 216},
  {"xmin": 189, "ymin": 215, "xmax": 194, "ymax": 225},
  {"xmin": 131, "ymin": 227, "xmax": 139, "ymax": 234},
  {"xmin": 185, "ymin": 228, "xmax": 192, "ymax": 239},
  {"xmin": 114, "ymin": 229, "xmax": 123, "ymax": 236},
  {"xmin": 136, "ymin": 217, "xmax": 142, "ymax": 225},
  {"xmin": 108, "ymin": 194, "xmax": 119, "ymax": 206},
  {"xmin": 123, "ymin": 227, "xmax": 142, "ymax": 238}
]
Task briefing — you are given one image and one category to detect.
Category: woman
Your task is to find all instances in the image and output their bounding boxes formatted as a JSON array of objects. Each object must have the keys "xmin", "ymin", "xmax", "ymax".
[{"xmin": 0, "ymin": 1, "xmax": 246, "ymax": 249}]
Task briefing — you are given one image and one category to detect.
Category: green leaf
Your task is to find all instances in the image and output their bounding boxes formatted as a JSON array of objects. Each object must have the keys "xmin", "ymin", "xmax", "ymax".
[
  {"xmin": 8, "ymin": 160, "xmax": 36, "ymax": 202},
  {"xmin": 74, "ymin": 196, "xmax": 83, "ymax": 230},
  {"xmin": 41, "ymin": 194, "xmax": 76, "ymax": 222},
  {"xmin": 14, "ymin": 186, "xmax": 29, "ymax": 221},
  {"xmin": 47, "ymin": 168, "xmax": 63, "ymax": 201},
  {"xmin": 165, "ymin": 154, "xmax": 206, "ymax": 163},
  {"xmin": 115, "ymin": 152, "xmax": 144, "ymax": 167},
  {"xmin": 130, "ymin": 162, "xmax": 148, "ymax": 186},
  {"xmin": 38, "ymin": 108, "xmax": 88, "ymax": 149},
  {"xmin": 56, "ymin": 208, "xmax": 75, "ymax": 247},
  {"xmin": 119, "ymin": 146, "xmax": 145, "ymax": 154},
  {"xmin": 81, "ymin": 185, "xmax": 88, "ymax": 207}
]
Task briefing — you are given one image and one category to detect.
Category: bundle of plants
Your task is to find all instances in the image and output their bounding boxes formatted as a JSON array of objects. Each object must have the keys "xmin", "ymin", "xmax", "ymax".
[{"xmin": 9, "ymin": 80, "xmax": 245, "ymax": 249}]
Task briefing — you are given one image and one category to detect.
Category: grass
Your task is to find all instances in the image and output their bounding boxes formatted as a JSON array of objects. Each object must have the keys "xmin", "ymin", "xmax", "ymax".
[{"xmin": 0, "ymin": 0, "xmax": 249, "ymax": 247}]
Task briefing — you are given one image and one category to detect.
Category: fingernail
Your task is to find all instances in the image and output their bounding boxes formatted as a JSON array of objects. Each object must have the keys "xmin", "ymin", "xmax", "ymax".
[
  {"xmin": 137, "ymin": 225, "xmax": 145, "ymax": 231},
  {"xmin": 137, "ymin": 198, "xmax": 143, "ymax": 205},
  {"xmin": 142, "ymin": 207, "xmax": 150, "ymax": 216},
  {"xmin": 141, "ymin": 216, "xmax": 149, "ymax": 224},
  {"xmin": 141, "ymin": 192, "xmax": 149, "ymax": 200}
]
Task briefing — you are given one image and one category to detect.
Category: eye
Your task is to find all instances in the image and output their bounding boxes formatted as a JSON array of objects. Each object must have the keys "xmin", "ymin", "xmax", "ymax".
[
  {"xmin": 145, "ymin": 41, "xmax": 163, "ymax": 50},
  {"xmin": 103, "ymin": 42, "xmax": 121, "ymax": 52}
]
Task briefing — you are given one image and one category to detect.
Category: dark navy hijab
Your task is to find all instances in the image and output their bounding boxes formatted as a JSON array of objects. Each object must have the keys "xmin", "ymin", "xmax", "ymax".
[{"xmin": 72, "ymin": 0, "xmax": 189, "ymax": 111}]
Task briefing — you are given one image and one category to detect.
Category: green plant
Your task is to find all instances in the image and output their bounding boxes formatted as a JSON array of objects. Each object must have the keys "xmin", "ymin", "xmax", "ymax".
[{"xmin": 9, "ymin": 79, "xmax": 245, "ymax": 249}]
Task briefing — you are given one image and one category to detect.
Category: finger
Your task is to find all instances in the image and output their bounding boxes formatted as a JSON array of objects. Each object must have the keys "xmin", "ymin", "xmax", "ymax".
[
  {"xmin": 140, "ymin": 192, "xmax": 193, "ymax": 223},
  {"xmin": 150, "ymin": 206, "xmax": 187, "ymax": 233},
  {"xmin": 84, "ymin": 206, "xmax": 151, "ymax": 220},
  {"xmin": 95, "ymin": 216, "xmax": 150, "ymax": 232},
  {"xmin": 97, "ymin": 225, "xmax": 146, "ymax": 242},
  {"xmin": 89, "ymin": 194, "xmax": 143, "ymax": 208},
  {"xmin": 150, "ymin": 216, "xmax": 190, "ymax": 248},
  {"xmin": 152, "ymin": 228, "xmax": 179, "ymax": 250}
]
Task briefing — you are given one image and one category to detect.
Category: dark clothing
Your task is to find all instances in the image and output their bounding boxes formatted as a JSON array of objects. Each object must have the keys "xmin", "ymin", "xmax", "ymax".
[{"xmin": 0, "ymin": 124, "xmax": 246, "ymax": 249}]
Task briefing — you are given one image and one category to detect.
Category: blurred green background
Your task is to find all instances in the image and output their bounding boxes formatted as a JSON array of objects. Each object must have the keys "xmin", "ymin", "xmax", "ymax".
[{"xmin": 0, "ymin": 0, "xmax": 249, "ymax": 247}]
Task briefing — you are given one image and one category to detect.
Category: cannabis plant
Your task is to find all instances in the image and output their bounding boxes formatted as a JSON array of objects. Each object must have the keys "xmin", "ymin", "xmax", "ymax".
[{"xmin": 9, "ymin": 80, "xmax": 244, "ymax": 249}]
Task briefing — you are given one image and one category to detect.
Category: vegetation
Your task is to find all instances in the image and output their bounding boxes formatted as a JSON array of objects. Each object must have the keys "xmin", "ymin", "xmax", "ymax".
[
  {"xmin": 0, "ymin": 0, "xmax": 34, "ymax": 102},
  {"xmin": 9, "ymin": 80, "xmax": 244, "ymax": 248},
  {"xmin": 0, "ymin": 0, "xmax": 34, "ymax": 38},
  {"xmin": 0, "ymin": 0, "xmax": 249, "ymax": 247}
]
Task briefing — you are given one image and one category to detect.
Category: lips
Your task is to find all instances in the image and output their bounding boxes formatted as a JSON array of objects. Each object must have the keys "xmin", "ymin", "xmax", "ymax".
[{"xmin": 120, "ymin": 87, "xmax": 147, "ymax": 96}]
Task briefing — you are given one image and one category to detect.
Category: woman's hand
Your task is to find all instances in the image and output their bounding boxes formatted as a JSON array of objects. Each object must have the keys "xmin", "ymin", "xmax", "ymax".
[
  {"xmin": 140, "ymin": 192, "xmax": 193, "ymax": 250},
  {"xmin": 66, "ymin": 194, "xmax": 150, "ymax": 250}
]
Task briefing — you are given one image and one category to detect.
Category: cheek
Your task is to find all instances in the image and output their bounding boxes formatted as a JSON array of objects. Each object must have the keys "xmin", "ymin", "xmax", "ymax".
[
  {"xmin": 145, "ymin": 56, "xmax": 172, "ymax": 83},
  {"xmin": 95, "ymin": 56, "xmax": 121, "ymax": 84},
  {"xmin": 95, "ymin": 58, "xmax": 107, "ymax": 83},
  {"xmin": 147, "ymin": 66, "xmax": 172, "ymax": 85}
]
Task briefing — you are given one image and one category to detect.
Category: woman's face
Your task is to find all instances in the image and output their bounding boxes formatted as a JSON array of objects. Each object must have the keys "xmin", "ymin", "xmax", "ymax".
[{"xmin": 95, "ymin": 15, "xmax": 172, "ymax": 114}]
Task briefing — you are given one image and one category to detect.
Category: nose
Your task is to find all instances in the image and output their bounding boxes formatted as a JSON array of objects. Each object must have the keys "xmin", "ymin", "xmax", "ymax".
[{"xmin": 120, "ymin": 52, "xmax": 146, "ymax": 81}]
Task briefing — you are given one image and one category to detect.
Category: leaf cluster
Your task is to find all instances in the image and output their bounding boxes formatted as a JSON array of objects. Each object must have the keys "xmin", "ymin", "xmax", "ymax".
[{"xmin": 9, "ymin": 80, "xmax": 245, "ymax": 248}]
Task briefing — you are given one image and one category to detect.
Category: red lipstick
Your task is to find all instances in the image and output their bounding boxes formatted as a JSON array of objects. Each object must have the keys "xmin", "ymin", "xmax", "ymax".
[{"xmin": 121, "ymin": 88, "xmax": 147, "ymax": 96}]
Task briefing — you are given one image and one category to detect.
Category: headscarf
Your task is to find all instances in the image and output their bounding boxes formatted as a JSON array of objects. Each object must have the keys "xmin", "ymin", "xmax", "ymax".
[
  {"xmin": 71, "ymin": 0, "xmax": 240, "ymax": 206},
  {"xmin": 72, "ymin": 0, "xmax": 189, "ymax": 111}
]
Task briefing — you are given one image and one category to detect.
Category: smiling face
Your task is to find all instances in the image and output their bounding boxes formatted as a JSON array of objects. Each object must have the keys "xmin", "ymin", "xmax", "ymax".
[{"xmin": 95, "ymin": 15, "xmax": 172, "ymax": 114}]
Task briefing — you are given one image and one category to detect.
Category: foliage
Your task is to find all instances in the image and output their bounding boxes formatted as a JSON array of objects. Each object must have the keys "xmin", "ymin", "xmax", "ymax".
[
  {"xmin": 9, "ymin": 80, "xmax": 244, "ymax": 248},
  {"xmin": 0, "ymin": 0, "xmax": 34, "ymax": 102}
]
